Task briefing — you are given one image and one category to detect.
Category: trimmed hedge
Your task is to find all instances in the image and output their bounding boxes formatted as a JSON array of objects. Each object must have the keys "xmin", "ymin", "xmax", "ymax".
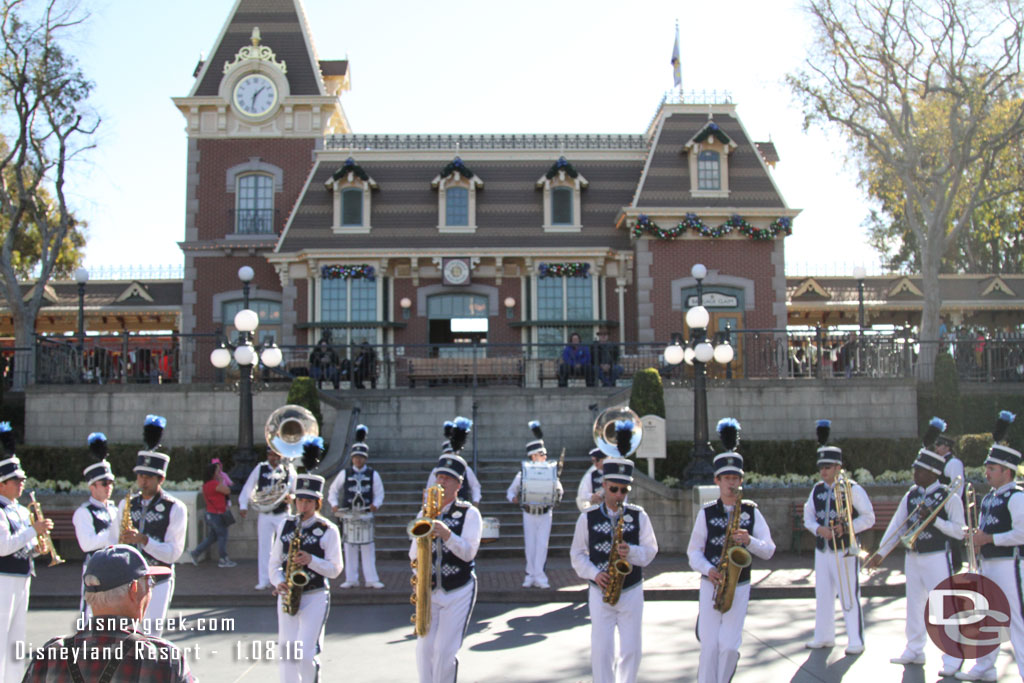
[
  {"xmin": 918, "ymin": 392, "xmax": 1024, "ymax": 453},
  {"xmin": 16, "ymin": 444, "xmax": 238, "ymax": 483},
  {"xmin": 629, "ymin": 369, "xmax": 665, "ymax": 419},
  {"xmin": 287, "ymin": 377, "xmax": 323, "ymax": 432}
]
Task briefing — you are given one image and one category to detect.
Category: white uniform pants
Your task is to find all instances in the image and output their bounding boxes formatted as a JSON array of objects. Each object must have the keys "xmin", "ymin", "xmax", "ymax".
[
  {"xmin": 965, "ymin": 557, "xmax": 1024, "ymax": 680},
  {"xmin": 522, "ymin": 511, "xmax": 552, "ymax": 584},
  {"xmin": 696, "ymin": 577, "xmax": 750, "ymax": 683},
  {"xmin": 277, "ymin": 588, "xmax": 330, "ymax": 683},
  {"xmin": 812, "ymin": 549, "xmax": 863, "ymax": 648},
  {"xmin": 588, "ymin": 583, "xmax": 644, "ymax": 683},
  {"xmin": 343, "ymin": 542, "xmax": 380, "ymax": 584},
  {"xmin": 416, "ymin": 579, "xmax": 476, "ymax": 683},
  {"xmin": 903, "ymin": 550, "xmax": 960, "ymax": 671},
  {"xmin": 258, "ymin": 512, "xmax": 287, "ymax": 587},
  {"xmin": 0, "ymin": 574, "xmax": 29, "ymax": 683},
  {"xmin": 143, "ymin": 574, "xmax": 175, "ymax": 637}
]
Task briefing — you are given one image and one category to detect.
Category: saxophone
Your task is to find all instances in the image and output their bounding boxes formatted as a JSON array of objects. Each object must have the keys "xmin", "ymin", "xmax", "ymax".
[
  {"xmin": 712, "ymin": 488, "xmax": 752, "ymax": 613},
  {"xmin": 119, "ymin": 490, "xmax": 138, "ymax": 544},
  {"xmin": 602, "ymin": 509, "xmax": 632, "ymax": 605},
  {"xmin": 27, "ymin": 492, "xmax": 65, "ymax": 567},
  {"xmin": 408, "ymin": 485, "xmax": 444, "ymax": 637},
  {"xmin": 282, "ymin": 516, "xmax": 310, "ymax": 616}
]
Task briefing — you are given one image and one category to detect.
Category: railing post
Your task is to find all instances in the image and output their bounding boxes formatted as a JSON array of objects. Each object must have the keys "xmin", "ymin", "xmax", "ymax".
[{"xmin": 815, "ymin": 324, "xmax": 824, "ymax": 380}]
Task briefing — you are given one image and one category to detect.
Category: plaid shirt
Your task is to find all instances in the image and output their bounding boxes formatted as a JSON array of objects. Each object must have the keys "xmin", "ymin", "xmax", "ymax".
[{"xmin": 21, "ymin": 628, "xmax": 195, "ymax": 683}]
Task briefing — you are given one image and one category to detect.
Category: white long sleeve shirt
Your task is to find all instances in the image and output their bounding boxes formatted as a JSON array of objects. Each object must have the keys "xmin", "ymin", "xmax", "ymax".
[
  {"xmin": 328, "ymin": 467, "xmax": 385, "ymax": 510},
  {"xmin": 985, "ymin": 481, "xmax": 1024, "ymax": 550},
  {"xmin": 72, "ymin": 497, "xmax": 120, "ymax": 553},
  {"xmin": 876, "ymin": 480, "xmax": 965, "ymax": 558},
  {"xmin": 0, "ymin": 495, "xmax": 36, "ymax": 558},
  {"xmin": 576, "ymin": 466, "xmax": 604, "ymax": 512},
  {"xmin": 239, "ymin": 461, "xmax": 297, "ymax": 512},
  {"xmin": 407, "ymin": 499, "xmax": 482, "ymax": 566},
  {"xmin": 570, "ymin": 504, "xmax": 658, "ymax": 582},
  {"xmin": 118, "ymin": 492, "xmax": 187, "ymax": 564},
  {"xmin": 687, "ymin": 503, "xmax": 776, "ymax": 577},
  {"xmin": 426, "ymin": 467, "xmax": 482, "ymax": 505},
  {"xmin": 803, "ymin": 480, "xmax": 876, "ymax": 538},
  {"xmin": 269, "ymin": 514, "xmax": 343, "ymax": 586}
]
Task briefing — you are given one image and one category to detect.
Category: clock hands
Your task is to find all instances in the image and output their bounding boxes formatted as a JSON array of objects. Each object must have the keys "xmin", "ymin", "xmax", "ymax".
[{"xmin": 250, "ymin": 86, "xmax": 265, "ymax": 111}]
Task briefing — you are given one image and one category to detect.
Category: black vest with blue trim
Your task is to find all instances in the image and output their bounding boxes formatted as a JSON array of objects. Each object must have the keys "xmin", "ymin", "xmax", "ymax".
[
  {"xmin": 811, "ymin": 481, "xmax": 861, "ymax": 552},
  {"xmin": 590, "ymin": 467, "xmax": 603, "ymax": 494},
  {"xmin": 905, "ymin": 484, "xmax": 951, "ymax": 554},
  {"xmin": 0, "ymin": 498, "xmax": 33, "ymax": 576},
  {"xmin": 80, "ymin": 500, "xmax": 117, "ymax": 558},
  {"xmin": 979, "ymin": 485, "xmax": 1024, "ymax": 559},
  {"xmin": 130, "ymin": 492, "xmax": 175, "ymax": 577},
  {"xmin": 341, "ymin": 466, "xmax": 375, "ymax": 510},
  {"xmin": 256, "ymin": 463, "xmax": 291, "ymax": 515},
  {"xmin": 702, "ymin": 499, "xmax": 756, "ymax": 584},
  {"xmin": 278, "ymin": 515, "xmax": 332, "ymax": 591},
  {"xmin": 457, "ymin": 477, "xmax": 472, "ymax": 502},
  {"xmin": 586, "ymin": 503, "xmax": 643, "ymax": 592},
  {"xmin": 432, "ymin": 500, "xmax": 475, "ymax": 592}
]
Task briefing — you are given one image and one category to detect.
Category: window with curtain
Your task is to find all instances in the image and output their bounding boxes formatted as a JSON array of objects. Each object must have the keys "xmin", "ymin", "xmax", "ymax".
[
  {"xmin": 697, "ymin": 150, "xmax": 721, "ymax": 191},
  {"xmin": 236, "ymin": 174, "xmax": 274, "ymax": 234}
]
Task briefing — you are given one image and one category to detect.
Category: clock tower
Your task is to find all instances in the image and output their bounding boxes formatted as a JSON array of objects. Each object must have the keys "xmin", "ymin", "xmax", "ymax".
[{"xmin": 172, "ymin": 0, "xmax": 350, "ymax": 380}]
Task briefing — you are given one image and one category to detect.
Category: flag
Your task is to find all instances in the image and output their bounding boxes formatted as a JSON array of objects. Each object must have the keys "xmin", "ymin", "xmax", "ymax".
[{"xmin": 671, "ymin": 23, "xmax": 682, "ymax": 88}]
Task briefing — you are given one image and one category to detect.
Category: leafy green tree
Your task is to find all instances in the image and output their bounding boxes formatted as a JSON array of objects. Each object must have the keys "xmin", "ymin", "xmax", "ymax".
[
  {"xmin": 788, "ymin": 0, "xmax": 1024, "ymax": 380},
  {"xmin": 0, "ymin": 0, "xmax": 97, "ymax": 387}
]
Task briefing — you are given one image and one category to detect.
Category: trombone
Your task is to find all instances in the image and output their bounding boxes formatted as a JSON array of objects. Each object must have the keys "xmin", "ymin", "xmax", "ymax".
[
  {"xmin": 965, "ymin": 483, "xmax": 978, "ymax": 573},
  {"xmin": 831, "ymin": 469, "xmax": 859, "ymax": 612}
]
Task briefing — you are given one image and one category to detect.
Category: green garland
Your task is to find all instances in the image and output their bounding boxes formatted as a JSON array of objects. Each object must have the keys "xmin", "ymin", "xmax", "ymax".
[
  {"xmin": 332, "ymin": 157, "xmax": 369, "ymax": 182},
  {"xmin": 630, "ymin": 212, "xmax": 794, "ymax": 241},
  {"xmin": 321, "ymin": 264, "xmax": 375, "ymax": 281},
  {"xmin": 539, "ymin": 262, "xmax": 590, "ymax": 278}
]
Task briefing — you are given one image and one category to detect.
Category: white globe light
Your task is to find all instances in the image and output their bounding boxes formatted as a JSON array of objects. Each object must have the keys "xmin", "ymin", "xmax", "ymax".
[
  {"xmin": 260, "ymin": 345, "xmax": 283, "ymax": 368},
  {"xmin": 504, "ymin": 296, "xmax": 516, "ymax": 309},
  {"xmin": 685, "ymin": 305, "xmax": 710, "ymax": 330},
  {"xmin": 234, "ymin": 309, "xmax": 259, "ymax": 333},
  {"xmin": 664, "ymin": 343, "xmax": 684, "ymax": 366},
  {"xmin": 852, "ymin": 265, "xmax": 867, "ymax": 280},
  {"xmin": 74, "ymin": 267, "xmax": 89, "ymax": 284},
  {"xmin": 238, "ymin": 266, "xmax": 255, "ymax": 283},
  {"xmin": 210, "ymin": 347, "xmax": 232, "ymax": 369},
  {"xmin": 683, "ymin": 347, "xmax": 696, "ymax": 365},
  {"xmin": 695, "ymin": 342, "xmax": 715, "ymax": 363},
  {"xmin": 234, "ymin": 344, "xmax": 255, "ymax": 366},
  {"xmin": 691, "ymin": 263, "xmax": 707, "ymax": 280},
  {"xmin": 714, "ymin": 343, "xmax": 735, "ymax": 364}
]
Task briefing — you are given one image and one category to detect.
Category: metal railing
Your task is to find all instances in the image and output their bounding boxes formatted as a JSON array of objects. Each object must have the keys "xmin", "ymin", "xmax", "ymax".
[
  {"xmin": 231, "ymin": 208, "xmax": 278, "ymax": 235},
  {"xmin": 324, "ymin": 133, "xmax": 648, "ymax": 151}
]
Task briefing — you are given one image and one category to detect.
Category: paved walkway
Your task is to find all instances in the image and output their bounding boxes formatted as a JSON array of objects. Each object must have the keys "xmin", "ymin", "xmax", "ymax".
[{"xmin": 30, "ymin": 551, "xmax": 907, "ymax": 607}]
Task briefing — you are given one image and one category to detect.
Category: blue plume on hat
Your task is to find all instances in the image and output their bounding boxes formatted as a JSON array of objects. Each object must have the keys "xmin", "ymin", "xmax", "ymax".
[
  {"xmin": 143, "ymin": 415, "xmax": 166, "ymax": 450},
  {"xmin": 529, "ymin": 420, "xmax": 543, "ymax": 439},
  {"xmin": 354, "ymin": 424, "xmax": 368, "ymax": 443},
  {"xmin": 816, "ymin": 419, "xmax": 831, "ymax": 447},
  {"xmin": 717, "ymin": 417, "xmax": 740, "ymax": 452},
  {"xmin": 302, "ymin": 436, "xmax": 324, "ymax": 470},
  {"xmin": 615, "ymin": 420, "xmax": 634, "ymax": 456},
  {"xmin": 994, "ymin": 410, "xmax": 1017, "ymax": 444},
  {"xmin": 922, "ymin": 417, "xmax": 947, "ymax": 449},
  {"xmin": 87, "ymin": 432, "xmax": 108, "ymax": 460},
  {"xmin": 0, "ymin": 422, "xmax": 15, "ymax": 457},
  {"xmin": 450, "ymin": 416, "xmax": 472, "ymax": 453}
]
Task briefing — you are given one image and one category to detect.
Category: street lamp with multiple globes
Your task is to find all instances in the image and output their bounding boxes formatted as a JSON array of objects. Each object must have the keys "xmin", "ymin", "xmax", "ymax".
[
  {"xmin": 74, "ymin": 267, "xmax": 89, "ymax": 382},
  {"xmin": 663, "ymin": 264, "xmax": 735, "ymax": 486},
  {"xmin": 210, "ymin": 267, "xmax": 283, "ymax": 485}
]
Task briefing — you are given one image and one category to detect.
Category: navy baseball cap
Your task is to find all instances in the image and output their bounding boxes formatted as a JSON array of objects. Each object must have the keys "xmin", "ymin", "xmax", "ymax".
[{"xmin": 82, "ymin": 544, "xmax": 171, "ymax": 592}]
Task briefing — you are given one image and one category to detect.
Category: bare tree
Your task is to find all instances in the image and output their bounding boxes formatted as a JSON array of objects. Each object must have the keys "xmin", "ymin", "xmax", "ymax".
[
  {"xmin": 0, "ymin": 0, "xmax": 97, "ymax": 388},
  {"xmin": 788, "ymin": 0, "xmax": 1024, "ymax": 380}
]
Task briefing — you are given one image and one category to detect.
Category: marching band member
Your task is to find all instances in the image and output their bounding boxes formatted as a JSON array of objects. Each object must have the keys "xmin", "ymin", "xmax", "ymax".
[
  {"xmin": 328, "ymin": 425, "xmax": 385, "ymax": 589},
  {"xmin": 865, "ymin": 417, "xmax": 964, "ymax": 674},
  {"xmin": 240, "ymin": 445, "xmax": 298, "ymax": 591},
  {"xmin": 507, "ymin": 421, "xmax": 563, "ymax": 588},
  {"xmin": 0, "ymin": 422, "xmax": 51, "ymax": 683},
  {"xmin": 571, "ymin": 446, "xmax": 658, "ymax": 683},
  {"xmin": 935, "ymin": 426, "xmax": 967, "ymax": 573},
  {"xmin": 426, "ymin": 419, "xmax": 481, "ymax": 505},
  {"xmin": 73, "ymin": 432, "xmax": 120, "ymax": 620},
  {"xmin": 412, "ymin": 452, "xmax": 482, "ymax": 683},
  {"xmin": 118, "ymin": 415, "xmax": 187, "ymax": 637},
  {"xmin": 959, "ymin": 411, "xmax": 1024, "ymax": 682},
  {"xmin": 687, "ymin": 418, "xmax": 775, "ymax": 683},
  {"xmin": 576, "ymin": 447, "xmax": 606, "ymax": 512},
  {"xmin": 803, "ymin": 419, "xmax": 874, "ymax": 655},
  {"xmin": 271, "ymin": 437, "xmax": 342, "ymax": 683}
]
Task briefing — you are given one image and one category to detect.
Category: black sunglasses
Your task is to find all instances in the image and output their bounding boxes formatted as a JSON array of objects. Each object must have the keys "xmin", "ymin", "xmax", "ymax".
[{"xmin": 607, "ymin": 485, "xmax": 631, "ymax": 494}]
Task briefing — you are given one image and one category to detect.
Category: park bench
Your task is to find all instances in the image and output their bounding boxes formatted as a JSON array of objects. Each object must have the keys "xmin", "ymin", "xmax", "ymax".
[{"xmin": 406, "ymin": 357, "xmax": 523, "ymax": 387}]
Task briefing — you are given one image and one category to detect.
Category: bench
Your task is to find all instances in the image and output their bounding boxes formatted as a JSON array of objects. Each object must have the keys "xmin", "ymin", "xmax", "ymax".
[
  {"xmin": 406, "ymin": 357, "xmax": 523, "ymax": 387},
  {"xmin": 790, "ymin": 500, "xmax": 900, "ymax": 554},
  {"xmin": 538, "ymin": 356, "xmax": 658, "ymax": 387}
]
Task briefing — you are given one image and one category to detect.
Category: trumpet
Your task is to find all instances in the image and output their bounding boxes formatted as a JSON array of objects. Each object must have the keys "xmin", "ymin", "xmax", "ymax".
[
  {"xmin": 28, "ymin": 492, "xmax": 64, "ymax": 567},
  {"xmin": 965, "ymin": 483, "xmax": 979, "ymax": 573}
]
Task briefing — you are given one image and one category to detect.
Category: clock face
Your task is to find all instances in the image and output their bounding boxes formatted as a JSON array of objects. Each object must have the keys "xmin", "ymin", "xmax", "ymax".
[
  {"xmin": 233, "ymin": 74, "xmax": 277, "ymax": 117},
  {"xmin": 443, "ymin": 259, "xmax": 470, "ymax": 286}
]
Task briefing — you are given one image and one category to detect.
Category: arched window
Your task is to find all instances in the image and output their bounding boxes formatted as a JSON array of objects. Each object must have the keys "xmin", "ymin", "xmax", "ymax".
[
  {"xmin": 697, "ymin": 151, "xmax": 720, "ymax": 191},
  {"xmin": 236, "ymin": 174, "xmax": 274, "ymax": 234},
  {"xmin": 222, "ymin": 299, "xmax": 281, "ymax": 344},
  {"xmin": 445, "ymin": 187, "xmax": 469, "ymax": 226}
]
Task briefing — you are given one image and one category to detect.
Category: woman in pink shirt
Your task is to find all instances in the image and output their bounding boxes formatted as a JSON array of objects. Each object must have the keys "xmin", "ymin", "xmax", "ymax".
[{"xmin": 189, "ymin": 462, "xmax": 237, "ymax": 567}]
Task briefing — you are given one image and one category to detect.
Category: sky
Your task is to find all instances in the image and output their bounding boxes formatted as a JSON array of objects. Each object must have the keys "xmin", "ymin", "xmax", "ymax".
[{"xmin": 60, "ymin": 0, "xmax": 883, "ymax": 279}]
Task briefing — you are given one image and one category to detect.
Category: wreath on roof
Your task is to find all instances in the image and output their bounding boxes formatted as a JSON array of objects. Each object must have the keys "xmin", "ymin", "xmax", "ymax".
[
  {"xmin": 440, "ymin": 156, "xmax": 474, "ymax": 179},
  {"xmin": 333, "ymin": 157, "xmax": 369, "ymax": 182},
  {"xmin": 545, "ymin": 156, "xmax": 579, "ymax": 179}
]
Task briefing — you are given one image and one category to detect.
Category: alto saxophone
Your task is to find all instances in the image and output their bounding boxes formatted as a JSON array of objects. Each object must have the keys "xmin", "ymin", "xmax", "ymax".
[
  {"xmin": 712, "ymin": 488, "xmax": 752, "ymax": 613},
  {"xmin": 282, "ymin": 516, "xmax": 310, "ymax": 616},
  {"xmin": 408, "ymin": 485, "xmax": 444, "ymax": 637},
  {"xmin": 119, "ymin": 490, "xmax": 138, "ymax": 544},
  {"xmin": 603, "ymin": 510, "xmax": 632, "ymax": 605},
  {"xmin": 27, "ymin": 492, "xmax": 65, "ymax": 567}
]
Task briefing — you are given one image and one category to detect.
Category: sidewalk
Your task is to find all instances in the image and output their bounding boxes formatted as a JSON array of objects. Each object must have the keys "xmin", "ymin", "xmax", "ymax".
[{"xmin": 29, "ymin": 551, "xmax": 906, "ymax": 608}]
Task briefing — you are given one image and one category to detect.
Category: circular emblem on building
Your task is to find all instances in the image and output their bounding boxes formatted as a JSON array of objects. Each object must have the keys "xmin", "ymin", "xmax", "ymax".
[
  {"xmin": 926, "ymin": 573, "xmax": 1011, "ymax": 659},
  {"xmin": 442, "ymin": 258, "xmax": 471, "ymax": 286}
]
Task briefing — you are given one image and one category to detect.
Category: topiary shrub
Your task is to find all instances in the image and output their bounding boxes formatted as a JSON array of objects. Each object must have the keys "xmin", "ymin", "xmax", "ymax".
[
  {"xmin": 629, "ymin": 368, "xmax": 665, "ymax": 419},
  {"xmin": 286, "ymin": 377, "xmax": 323, "ymax": 432},
  {"xmin": 928, "ymin": 352, "xmax": 962, "ymax": 434},
  {"xmin": 958, "ymin": 433, "xmax": 993, "ymax": 467}
]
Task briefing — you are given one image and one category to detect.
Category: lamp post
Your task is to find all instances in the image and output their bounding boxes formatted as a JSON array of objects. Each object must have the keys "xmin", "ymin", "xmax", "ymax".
[
  {"xmin": 504, "ymin": 296, "xmax": 516, "ymax": 320},
  {"xmin": 853, "ymin": 266, "xmax": 866, "ymax": 331},
  {"xmin": 663, "ymin": 264, "xmax": 734, "ymax": 486},
  {"xmin": 74, "ymin": 267, "xmax": 89, "ymax": 383},
  {"xmin": 400, "ymin": 297, "xmax": 412, "ymax": 320}
]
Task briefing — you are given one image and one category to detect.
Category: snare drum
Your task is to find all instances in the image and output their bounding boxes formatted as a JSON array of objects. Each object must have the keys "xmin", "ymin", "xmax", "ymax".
[
  {"xmin": 481, "ymin": 517, "xmax": 500, "ymax": 544},
  {"xmin": 340, "ymin": 511, "xmax": 375, "ymax": 545},
  {"xmin": 521, "ymin": 461, "xmax": 559, "ymax": 507}
]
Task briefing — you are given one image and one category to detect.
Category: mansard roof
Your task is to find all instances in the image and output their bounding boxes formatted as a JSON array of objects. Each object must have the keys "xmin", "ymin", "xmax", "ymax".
[{"xmin": 191, "ymin": 0, "xmax": 328, "ymax": 98}]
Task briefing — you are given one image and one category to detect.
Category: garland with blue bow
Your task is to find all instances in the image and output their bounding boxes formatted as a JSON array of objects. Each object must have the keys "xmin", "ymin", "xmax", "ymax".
[
  {"xmin": 321, "ymin": 264, "xmax": 375, "ymax": 281},
  {"xmin": 539, "ymin": 262, "xmax": 590, "ymax": 278}
]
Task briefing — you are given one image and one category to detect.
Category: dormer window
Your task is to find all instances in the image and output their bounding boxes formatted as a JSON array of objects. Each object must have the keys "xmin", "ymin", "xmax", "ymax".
[
  {"xmin": 432, "ymin": 157, "xmax": 483, "ymax": 233},
  {"xmin": 326, "ymin": 158, "xmax": 377, "ymax": 234},
  {"xmin": 684, "ymin": 121, "xmax": 736, "ymax": 198},
  {"xmin": 536, "ymin": 157, "xmax": 588, "ymax": 232}
]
